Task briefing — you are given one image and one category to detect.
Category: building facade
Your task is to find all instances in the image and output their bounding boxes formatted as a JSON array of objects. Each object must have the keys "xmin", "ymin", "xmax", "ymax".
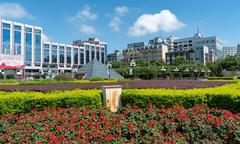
[
  {"xmin": 222, "ymin": 46, "xmax": 237, "ymax": 58},
  {"xmin": 123, "ymin": 38, "xmax": 168, "ymax": 63},
  {"xmin": 0, "ymin": 19, "xmax": 107, "ymax": 77},
  {"xmin": 164, "ymin": 32, "xmax": 223, "ymax": 65},
  {"xmin": 237, "ymin": 44, "xmax": 240, "ymax": 58},
  {"xmin": 107, "ymin": 50, "xmax": 124, "ymax": 62}
]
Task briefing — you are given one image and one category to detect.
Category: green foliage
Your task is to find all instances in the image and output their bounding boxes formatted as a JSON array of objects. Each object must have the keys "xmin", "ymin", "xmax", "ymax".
[
  {"xmin": 121, "ymin": 83, "xmax": 240, "ymax": 113},
  {"xmin": 208, "ymin": 76, "xmax": 239, "ymax": 80},
  {"xmin": 173, "ymin": 56, "xmax": 188, "ymax": 65},
  {"xmin": 0, "ymin": 73, "xmax": 4, "ymax": 79},
  {"xmin": 6, "ymin": 74, "xmax": 15, "ymax": 79},
  {"xmin": 54, "ymin": 74, "xmax": 74, "ymax": 81},
  {"xmin": 20, "ymin": 79, "xmax": 58, "ymax": 85},
  {"xmin": 206, "ymin": 60, "xmax": 223, "ymax": 76},
  {"xmin": 0, "ymin": 90, "xmax": 101, "ymax": 114},
  {"xmin": 0, "ymin": 79, "xmax": 19, "ymax": 85},
  {"xmin": 220, "ymin": 56, "xmax": 239, "ymax": 71},
  {"xmin": 89, "ymin": 77, "xmax": 105, "ymax": 81}
]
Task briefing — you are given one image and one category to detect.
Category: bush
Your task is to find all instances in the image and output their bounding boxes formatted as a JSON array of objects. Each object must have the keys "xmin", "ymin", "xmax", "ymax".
[
  {"xmin": 121, "ymin": 83, "xmax": 240, "ymax": 113},
  {"xmin": 20, "ymin": 78, "xmax": 58, "ymax": 85},
  {"xmin": 90, "ymin": 77, "xmax": 104, "ymax": 81},
  {"xmin": 0, "ymin": 90, "xmax": 101, "ymax": 115},
  {"xmin": 6, "ymin": 74, "xmax": 15, "ymax": 79},
  {"xmin": 0, "ymin": 73, "xmax": 4, "ymax": 79},
  {"xmin": 54, "ymin": 74, "xmax": 74, "ymax": 81},
  {"xmin": 0, "ymin": 79, "xmax": 19, "ymax": 85},
  {"xmin": 207, "ymin": 76, "xmax": 238, "ymax": 80},
  {"xmin": 0, "ymin": 105, "xmax": 239, "ymax": 143}
]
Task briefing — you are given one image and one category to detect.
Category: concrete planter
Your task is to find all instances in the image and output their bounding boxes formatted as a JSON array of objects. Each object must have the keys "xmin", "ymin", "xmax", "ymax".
[{"xmin": 102, "ymin": 85, "xmax": 122, "ymax": 112}]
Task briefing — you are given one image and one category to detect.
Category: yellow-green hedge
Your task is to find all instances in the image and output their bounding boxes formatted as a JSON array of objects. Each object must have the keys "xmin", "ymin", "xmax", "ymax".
[
  {"xmin": 121, "ymin": 83, "xmax": 240, "ymax": 113},
  {"xmin": 0, "ymin": 83, "xmax": 240, "ymax": 115},
  {"xmin": 0, "ymin": 90, "xmax": 101, "ymax": 114}
]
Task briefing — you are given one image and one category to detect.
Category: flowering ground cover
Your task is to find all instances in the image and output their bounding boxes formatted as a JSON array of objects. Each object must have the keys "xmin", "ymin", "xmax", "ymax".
[
  {"xmin": 0, "ymin": 80, "xmax": 231, "ymax": 92},
  {"xmin": 0, "ymin": 105, "xmax": 239, "ymax": 143}
]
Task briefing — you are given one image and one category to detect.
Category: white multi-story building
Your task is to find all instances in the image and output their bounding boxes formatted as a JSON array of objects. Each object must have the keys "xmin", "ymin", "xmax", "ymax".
[
  {"xmin": 222, "ymin": 47, "xmax": 237, "ymax": 58},
  {"xmin": 0, "ymin": 19, "xmax": 107, "ymax": 78},
  {"xmin": 166, "ymin": 32, "xmax": 223, "ymax": 61}
]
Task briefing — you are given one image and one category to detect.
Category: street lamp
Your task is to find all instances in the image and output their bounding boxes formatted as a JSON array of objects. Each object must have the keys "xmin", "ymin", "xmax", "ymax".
[
  {"xmin": 107, "ymin": 61, "xmax": 112, "ymax": 78},
  {"xmin": 173, "ymin": 67, "xmax": 179, "ymax": 79},
  {"xmin": 130, "ymin": 59, "xmax": 136, "ymax": 80},
  {"xmin": 193, "ymin": 69, "xmax": 198, "ymax": 79},
  {"xmin": 160, "ymin": 66, "xmax": 166, "ymax": 78}
]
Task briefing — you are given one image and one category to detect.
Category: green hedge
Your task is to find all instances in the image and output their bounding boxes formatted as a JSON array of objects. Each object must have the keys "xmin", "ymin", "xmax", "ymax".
[
  {"xmin": 121, "ymin": 83, "xmax": 240, "ymax": 113},
  {"xmin": 207, "ymin": 76, "xmax": 240, "ymax": 80},
  {"xmin": 0, "ymin": 90, "xmax": 101, "ymax": 115},
  {"xmin": 0, "ymin": 83, "xmax": 240, "ymax": 115}
]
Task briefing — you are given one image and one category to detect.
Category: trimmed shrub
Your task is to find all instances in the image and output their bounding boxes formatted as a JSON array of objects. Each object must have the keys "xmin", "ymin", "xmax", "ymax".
[
  {"xmin": 6, "ymin": 74, "xmax": 15, "ymax": 79},
  {"xmin": 121, "ymin": 83, "xmax": 240, "ymax": 113},
  {"xmin": 54, "ymin": 74, "xmax": 74, "ymax": 81},
  {"xmin": 90, "ymin": 77, "xmax": 104, "ymax": 81},
  {"xmin": 207, "ymin": 76, "xmax": 239, "ymax": 80},
  {"xmin": 20, "ymin": 78, "xmax": 58, "ymax": 85},
  {"xmin": 0, "ymin": 73, "xmax": 4, "ymax": 79},
  {"xmin": 0, "ymin": 90, "xmax": 101, "ymax": 114}
]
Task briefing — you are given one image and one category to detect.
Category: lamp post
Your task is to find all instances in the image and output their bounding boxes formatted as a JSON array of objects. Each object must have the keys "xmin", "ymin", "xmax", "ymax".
[
  {"xmin": 160, "ymin": 66, "xmax": 166, "ymax": 78},
  {"xmin": 184, "ymin": 68, "xmax": 190, "ymax": 79},
  {"xmin": 193, "ymin": 69, "xmax": 198, "ymax": 79},
  {"xmin": 130, "ymin": 59, "xmax": 136, "ymax": 80},
  {"xmin": 173, "ymin": 67, "xmax": 179, "ymax": 78},
  {"xmin": 107, "ymin": 61, "xmax": 112, "ymax": 78}
]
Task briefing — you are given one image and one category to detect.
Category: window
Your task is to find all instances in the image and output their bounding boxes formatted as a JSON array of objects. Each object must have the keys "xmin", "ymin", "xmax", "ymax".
[
  {"xmin": 51, "ymin": 45, "xmax": 57, "ymax": 64},
  {"xmin": 96, "ymin": 51, "xmax": 100, "ymax": 61},
  {"xmin": 74, "ymin": 48, "xmax": 78, "ymax": 64},
  {"xmin": 59, "ymin": 46, "xmax": 65, "ymax": 64},
  {"xmin": 66, "ymin": 47, "xmax": 71, "ymax": 64},
  {"xmin": 101, "ymin": 52, "xmax": 105, "ymax": 63},
  {"xmin": 3, "ymin": 28, "xmax": 10, "ymax": 54},
  {"xmin": 25, "ymin": 29, "xmax": 32, "ymax": 62},
  {"xmin": 86, "ymin": 49, "xmax": 90, "ymax": 63},
  {"xmin": 35, "ymin": 33, "xmax": 41, "ymax": 63},
  {"xmin": 3, "ymin": 23, "xmax": 10, "ymax": 28},
  {"xmin": 14, "ymin": 26, "xmax": 21, "ymax": 55},
  {"xmin": 91, "ymin": 46, "xmax": 95, "ymax": 60},
  {"xmin": 80, "ymin": 49, "xmax": 84, "ymax": 64},
  {"xmin": 44, "ymin": 44, "xmax": 50, "ymax": 63}
]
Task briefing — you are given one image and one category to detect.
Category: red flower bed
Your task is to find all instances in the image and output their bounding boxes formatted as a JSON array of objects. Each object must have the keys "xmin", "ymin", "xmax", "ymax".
[
  {"xmin": 0, "ymin": 80, "xmax": 231, "ymax": 92},
  {"xmin": 0, "ymin": 105, "xmax": 239, "ymax": 143}
]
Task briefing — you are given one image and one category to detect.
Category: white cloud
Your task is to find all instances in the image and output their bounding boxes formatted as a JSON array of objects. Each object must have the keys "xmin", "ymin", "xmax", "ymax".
[
  {"xmin": 115, "ymin": 6, "xmax": 128, "ymax": 16},
  {"xmin": 42, "ymin": 34, "xmax": 50, "ymax": 42},
  {"xmin": 79, "ymin": 24, "xmax": 96, "ymax": 34},
  {"xmin": 109, "ymin": 6, "xmax": 128, "ymax": 31},
  {"xmin": 67, "ymin": 5, "xmax": 97, "ymax": 35},
  {"xmin": 68, "ymin": 5, "xmax": 97, "ymax": 23},
  {"xmin": 0, "ymin": 3, "xmax": 33, "ymax": 19},
  {"xmin": 109, "ymin": 16, "xmax": 121, "ymax": 31},
  {"xmin": 128, "ymin": 10, "xmax": 185, "ymax": 37}
]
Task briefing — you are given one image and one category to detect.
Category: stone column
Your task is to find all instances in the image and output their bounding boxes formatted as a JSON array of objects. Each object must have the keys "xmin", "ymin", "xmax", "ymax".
[{"xmin": 102, "ymin": 85, "xmax": 122, "ymax": 112}]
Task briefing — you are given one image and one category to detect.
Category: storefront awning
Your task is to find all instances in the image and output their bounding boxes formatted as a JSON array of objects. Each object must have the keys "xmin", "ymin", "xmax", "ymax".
[{"xmin": 0, "ymin": 63, "xmax": 24, "ymax": 69}]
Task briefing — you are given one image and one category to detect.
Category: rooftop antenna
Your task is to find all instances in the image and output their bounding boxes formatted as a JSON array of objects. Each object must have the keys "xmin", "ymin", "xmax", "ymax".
[{"xmin": 197, "ymin": 25, "xmax": 200, "ymax": 34}]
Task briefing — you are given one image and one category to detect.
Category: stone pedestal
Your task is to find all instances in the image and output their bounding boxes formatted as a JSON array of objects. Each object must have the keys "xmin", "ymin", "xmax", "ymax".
[{"xmin": 102, "ymin": 85, "xmax": 122, "ymax": 112}]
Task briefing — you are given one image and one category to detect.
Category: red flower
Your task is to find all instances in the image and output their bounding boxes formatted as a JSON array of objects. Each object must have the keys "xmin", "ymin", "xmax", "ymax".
[
  {"xmin": 128, "ymin": 124, "xmax": 134, "ymax": 131},
  {"xmin": 1, "ymin": 134, "xmax": 10, "ymax": 140},
  {"xmin": 214, "ymin": 118, "xmax": 222, "ymax": 126},
  {"xmin": 61, "ymin": 135, "xmax": 65, "ymax": 141}
]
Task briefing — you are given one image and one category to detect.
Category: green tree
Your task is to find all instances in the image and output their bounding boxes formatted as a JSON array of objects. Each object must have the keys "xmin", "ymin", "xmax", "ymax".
[
  {"xmin": 220, "ymin": 56, "xmax": 239, "ymax": 71},
  {"xmin": 173, "ymin": 56, "xmax": 187, "ymax": 65},
  {"xmin": 206, "ymin": 61, "xmax": 223, "ymax": 76}
]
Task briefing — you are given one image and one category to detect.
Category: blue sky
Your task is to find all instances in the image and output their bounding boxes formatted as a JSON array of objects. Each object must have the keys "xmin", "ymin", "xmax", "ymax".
[{"xmin": 0, "ymin": 0, "xmax": 240, "ymax": 53}]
